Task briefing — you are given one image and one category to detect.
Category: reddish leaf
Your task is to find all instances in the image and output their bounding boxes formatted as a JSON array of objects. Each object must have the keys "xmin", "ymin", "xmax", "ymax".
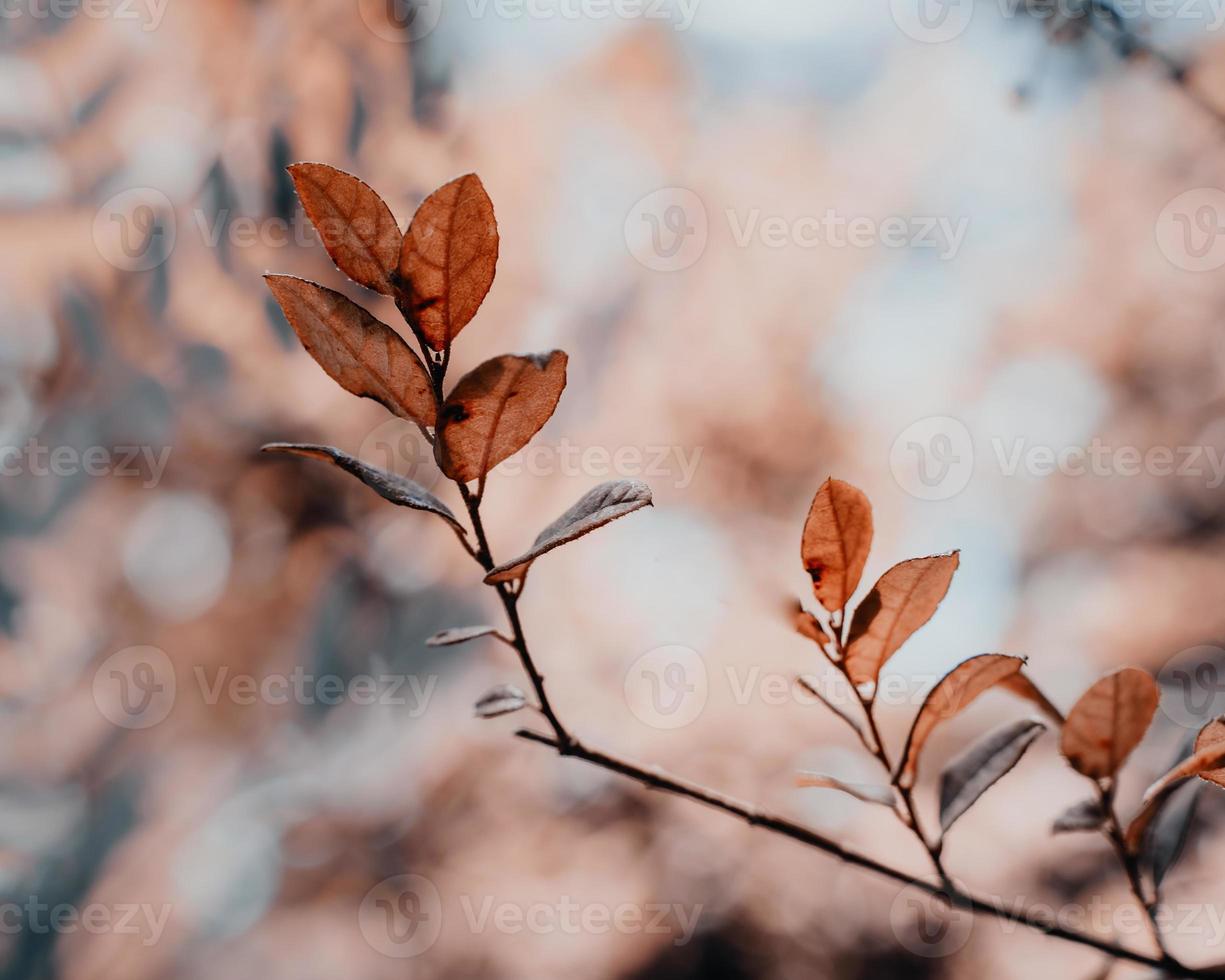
[
  {"xmin": 484, "ymin": 480, "xmax": 652, "ymax": 584},
  {"xmin": 1125, "ymin": 737, "xmax": 1225, "ymax": 852},
  {"xmin": 288, "ymin": 163, "xmax": 402, "ymax": 294},
  {"xmin": 265, "ymin": 275, "xmax": 436, "ymax": 427},
  {"xmin": 399, "ymin": 173, "xmax": 499, "ymax": 350},
  {"xmin": 795, "ymin": 773, "xmax": 896, "ymax": 808},
  {"xmin": 801, "ymin": 478, "xmax": 873, "ymax": 612},
  {"xmin": 843, "ymin": 553, "xmax": 960, "ymax": 690},
  {"xmin": 895, "ymin": 654, "xmax": 1029, "ymax": 789},
  {"xmin": 1194, "ymin": 715, "xmax": 1225, "ymax": 788},
  {"xmin": 437, "ymin": 351, "xmax": 567, "ymax": 483},
  {"xmin": 1059, "ymin": 667, "xmax": 1159, "ymax": 780}
]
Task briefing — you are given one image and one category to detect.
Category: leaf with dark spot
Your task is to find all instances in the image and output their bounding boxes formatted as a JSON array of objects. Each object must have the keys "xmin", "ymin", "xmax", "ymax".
[
  {"xmin": 437, "ymin": 351, "xmax": 568, "ymax": 483},
  {"xmin": 261, "ymin": 444, "xmax": 461, "ymax": 530},
  {"xmin": 400, "ymin": 173, "xmax": 499, "ymax": 350},
  {"xmin": 939, "ymin": 718, "xmax": 1046, "ymax": 833},
  {"xmin": 1060, "ymin": 668, "xmax": 1159, "ymax": 780},
  {"xmin": 288, "ymin": 163, "xmax": 402, "ymax": 294},
  {"xmin": 801, "ymin": 478, "xmax": 873, "ymax": 612},
  {"xmin": 484, "ymin": 480, "xmax": 652, "ymax": 584},
  {"xmin": 475, "ymin": 684, "xmax": 528, "ymax": 719},
  {"xmin": 264, "ymin": 275, "xmax": 435, "ymax": 427}
]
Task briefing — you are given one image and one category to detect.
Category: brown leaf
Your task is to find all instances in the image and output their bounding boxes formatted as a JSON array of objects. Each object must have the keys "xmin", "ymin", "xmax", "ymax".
[
  {"xmin": 795, "ymin": 773, "xmax": 896, "ymax": 808},
  {"xmin": 288, "ymin": 163, "xmax": 402, "ymax": 295},
  {"xmin": 261, "ymin": 444, "xmax": 461, "ymax": 530},
  {"xmin": 426, "ymin": 626, "xmax": 502, "ymax": 647},
  {"xmin": 437, "ymin": 351, "xmax": 568, "ymax": 483},
  {"xmin": 938, "ymin": 718, "xmax": 1046, "ymax": 833},
  {"xmin": 895, "ymin": 654, "xmax": 1029, "ymax": 789},
  {"xmin": 1059, "ymin": 668, "xmax": 1159, "ymax": 780},
  {"xmin": 801, "ymin": 478, "xmax": 873, "ymax": 612},
  {"xmin": 265, "ymin": 276, "xmax": 436, "ymax": 427},
  {"xmin": 485, "ymin": 480, "xmax": 652, "ymax": 584},
  {"xmin": 843, "ymin": 553, "xmax": 960, "ymax": 690},
  {"xmin": 1125, "ymin": 737, "xmax": 1225, "ymax": 852},
  {"xmin": 399, "ymin": 173, "xmax": 499, "ymax": 350},
  {"xmin": 1193, "ymin": 715, "xmax": 1225, "ymax": 788}
]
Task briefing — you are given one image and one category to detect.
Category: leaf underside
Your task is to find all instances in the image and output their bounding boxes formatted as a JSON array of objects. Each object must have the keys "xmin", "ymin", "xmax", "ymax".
[{"xmin": 938, "ymin": 717, "xmax": 1046, "ymax": 833}]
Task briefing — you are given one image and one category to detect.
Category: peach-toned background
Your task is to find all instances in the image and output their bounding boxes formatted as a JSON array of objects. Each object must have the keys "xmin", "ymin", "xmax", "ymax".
[{"xmin": 3, "ymin": 1, "xmax": 1225, "ymax": 976}]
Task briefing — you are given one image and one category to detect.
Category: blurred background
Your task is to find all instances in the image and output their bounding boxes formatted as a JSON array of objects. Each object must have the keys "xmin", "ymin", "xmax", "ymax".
[{"xmin": 5, "ymin": 0, "xmax": 1225, "ymax": 976}]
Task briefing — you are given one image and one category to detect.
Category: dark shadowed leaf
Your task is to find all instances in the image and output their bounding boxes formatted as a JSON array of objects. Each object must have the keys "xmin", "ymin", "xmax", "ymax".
[
  {"xmin": 895, "ymin": 654, "xmax": 1029, "ymax": 789},
  {"xmin": 1148, "ymin": 780, "xmax": 1201, "ymax": 886},
  {"xmin": 475, "ymin": 684, "xmax": 528, "ymax": 719},
  {"xmin": 801, "ymin": 478, "xmax": 873, "ymax": 613},
  {"xmin": 264, "ymin": 275, "xmax": 435, "ymax": 427},
  {"xmin": 399, "ymin": 173, "xmax": 499, "ymax": 350},
  {"xmin": 261, "ymin": 444, "xmax": 462, "ymax": 530},
  {"xmin": 1125, "ymin": 739, "xmax": 1225, "ymax": 852},
  {"xmin": 1052, "ymin": 798, "xmax": 1107, "ymax": 834},
  {"xmin": 484, "ymin": 480, "xmax": 652, "ymax": 584},
  {"xmin": 796, "ymin": 676, "xmax": 867, "ymax": 741},
  {"xmin": 939, "ymin": 718, "xmax": 1046, "ymax": 833},
  {"xmin": 795, "ymin": 773, "xmax": 896, "ymax": 808},
  {"xmin": 288, "ymin": 163, "xmax": 402, "ymax": 294},
  {"xmin": 437, "ymin": 351, "xmax": 568, "ymax": 483},
  {"xmin": 844, "ymin": 553, "xmax": 959, "ymax": 690},
  {"xmin": 426, "ymin": 626, "xmax": 501, "ymax": 647},
  {"xmin": 1060, "ymin": 667, "xmax": 1159, "ymax": 780}
]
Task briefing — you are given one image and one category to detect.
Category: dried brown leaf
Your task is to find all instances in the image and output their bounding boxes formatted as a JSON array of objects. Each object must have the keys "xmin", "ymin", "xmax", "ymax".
[
  {"xmin": 1125, "ymin": 737, "xmax": 1225, "ymax": 852},
  {"xmin": 484, "ymin": 480, "xmax": 652, "ymax": 584},
  {"xmin": 844, "ymin": 553, "xmax": 960, "ymax": 690},
  {"xmin": 288, "ymin": 163, "xmax": 402, "ymax": 295},
  {"xmin": 399, "ymin": 173, "xmax": 499, "ymax": 350},
  {"xmin": 261, "ymin": 444, "xmax": 461, "ymax": 530},
  {"xmin": 1193, "ymin": 715, "xmax": 1225, "ymax": 788},
  {"xmin": 801, "ymin": 478, "xmax": 873, "ymax": 612},
  {"xmin": 1060, "ymin": 668, "xmax": 1159, "ymax": 780},
  {"xmin": 437, "ymin": 351, "xmax": 568, "ymax": 483},
  {"xmin": 795, "ymin": 773, "xmax": 896, "ymax": 808},
  {"xmin": 895, "ymin": 654, "xmax": 1028, "ymax": 788},
  {"xmin": 265, "ymin": 276, "xmax": 436, "ymax": 427}
]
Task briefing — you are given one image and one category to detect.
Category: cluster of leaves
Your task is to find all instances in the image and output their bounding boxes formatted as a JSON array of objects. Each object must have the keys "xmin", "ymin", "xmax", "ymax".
[
  {"xmin": 262, "ymin": 165, "xmax": 652, "ymax": 716},
  {"xmin": 793, "ymin": 479, "xmax": 1225, "ymax": 890}
]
